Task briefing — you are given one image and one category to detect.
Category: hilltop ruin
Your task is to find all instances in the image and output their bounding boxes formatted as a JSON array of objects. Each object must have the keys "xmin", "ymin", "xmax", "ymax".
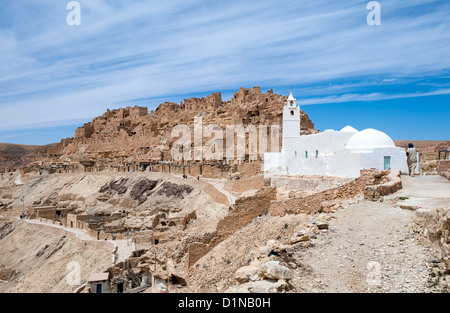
[{"xmin": 12, "ymin": 87, "xmax": 317, "ymax": 178}]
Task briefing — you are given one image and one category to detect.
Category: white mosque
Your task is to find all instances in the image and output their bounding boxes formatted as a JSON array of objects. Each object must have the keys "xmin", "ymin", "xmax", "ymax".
[{"xmin": 264, "ymin": 92, "xmax": 411, "ymax": 178}]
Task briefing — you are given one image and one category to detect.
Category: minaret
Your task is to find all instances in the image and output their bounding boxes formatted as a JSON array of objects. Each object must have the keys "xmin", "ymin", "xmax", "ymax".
[{"xmin": 282, "ymin": 91, "xmax": 300, "ymax": 150}]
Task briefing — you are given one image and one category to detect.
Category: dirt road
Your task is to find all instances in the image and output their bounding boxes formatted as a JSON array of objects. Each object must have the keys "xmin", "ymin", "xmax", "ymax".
[{"xmin": 297, "ymin": 175, "xmax": 449, "ymax": 293}]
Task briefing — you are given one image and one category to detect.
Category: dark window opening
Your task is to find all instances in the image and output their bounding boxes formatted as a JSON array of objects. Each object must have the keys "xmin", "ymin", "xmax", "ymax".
[{"xmin": 170, "ymin": 275, "xmax": 187, "ymax": 286}]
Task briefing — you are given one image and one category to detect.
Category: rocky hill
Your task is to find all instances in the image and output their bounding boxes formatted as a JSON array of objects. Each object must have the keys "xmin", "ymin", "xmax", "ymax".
[
  {"xmin": 33, "ymin": 87, "xmax": 318, "ymax": 174},
  {"xmin": 0, "ymin": 143, "xmax": 55, "ymax": 173}
]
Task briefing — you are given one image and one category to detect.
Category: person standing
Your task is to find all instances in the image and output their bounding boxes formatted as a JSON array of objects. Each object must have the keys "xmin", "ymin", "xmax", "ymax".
[{"xmin": 406, "ymin": 143, "xmax": 418, "ymax": 177}]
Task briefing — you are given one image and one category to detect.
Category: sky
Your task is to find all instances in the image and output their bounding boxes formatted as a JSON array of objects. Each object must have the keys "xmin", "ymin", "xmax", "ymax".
[{"xmin": 0, "ymin": 0, "xmax": 449, "ymax": 145}]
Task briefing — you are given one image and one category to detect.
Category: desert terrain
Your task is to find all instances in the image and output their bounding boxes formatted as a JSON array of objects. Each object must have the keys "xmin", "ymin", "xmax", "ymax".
[
  {"xmin": 1, "ymin": 166, "xmax": 449, "ymax": 293},
  {"xmin": 0, "ymin": 88, "xmax": 448, "ymax": 293}
]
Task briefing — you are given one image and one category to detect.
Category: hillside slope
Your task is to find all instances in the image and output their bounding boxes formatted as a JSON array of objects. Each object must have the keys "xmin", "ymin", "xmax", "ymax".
[{"xmin": 0, "ymin": 143, "xmax": 55, "ymax": 173}]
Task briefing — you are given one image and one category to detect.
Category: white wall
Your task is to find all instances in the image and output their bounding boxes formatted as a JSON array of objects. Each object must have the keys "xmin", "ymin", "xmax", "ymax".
[
  {"xmin": 264, "ymin": 129, "xmax": 409, "ymax": 178},
  {"xmin": 281, "ymin": 131, "xmax": 358, "ymax": 177},
  {"xmin": 355, "ymin": 147, "xmax": 408, "ymax": 174}
]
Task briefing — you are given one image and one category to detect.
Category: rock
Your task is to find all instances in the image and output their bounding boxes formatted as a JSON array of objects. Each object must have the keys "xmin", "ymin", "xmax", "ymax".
[
  {"xmin": 235, "ymin": 263, "xmax": 261, "ymax": 283},
  {"xmin": 309, "ymin": 220, "xmax": 329, "ymax": 230},
  {"xmin": 288, "ymin": 262, "xmax": 297, "ymax": 269},
  {"xmin": 290, "ymin": 231, "xmax": 310, "ymax": 244},
  {"xmin": 96, "ymin": 194, "xmax": 110, "ymax": 202},
  {"xmin": 304, "ymin": 224, "xmax": 320, "ymax": 235},
  {"xmin": 0, "ymin": 269, "xmax": 15, "ymax": 282},
  {"xmin": 156, "ymin": 182, "xmax": 193, "ymax": 198},
  {"xmin": 100, "ymin": 178, "xmax": 129, "ymax": 194},
  {"xmin": 259, "ymin": 261, "xmax": 294, "ymax": 280},
  {"xmin": 130, "ymin": 179, "xmax": 159, "ymax": 199},
  {"xmin": 400, "ymin": 205, "xmax": 420, "ymax": 211},
  {"xmin": 415, "ymin": 209, "xmax": 434, "ymax": 219}
]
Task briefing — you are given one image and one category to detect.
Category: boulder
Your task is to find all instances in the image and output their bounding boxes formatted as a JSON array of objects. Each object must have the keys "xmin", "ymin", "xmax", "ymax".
[
  {"xmin": 235, "ymin": 263, "xmax": 261, "ymax": 283},
  {"xmin": 309, "ymin": 220, "xmax": 329, "ymax": 230},
  {"xmin": 259, "ymin": 261, "xmax": 294, "ymax": 280},
  {"xmin": 290, "ymin": 231, "xmax": 310, "ymax": 244}
]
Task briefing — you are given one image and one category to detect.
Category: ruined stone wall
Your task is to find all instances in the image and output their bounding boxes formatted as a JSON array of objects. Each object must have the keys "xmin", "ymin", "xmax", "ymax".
[
  {"xmin": 413, "ymin": 208, "xmax": 450, "ymax": 270},
  {"xmin": 363, "ymin": 170, "xmax": 403, "ymax": 200},
  {"xmin": 39, "ymin": 87, "xmax": 319, "ymax": 175},
  {"xmin": 269, "ymin": 173, "xmax": 373, "ymax": 217},
  {"xmin": 231, "ymin": 175, "xmax": 265, "ymax": 193},
  {"xmin": 36, "ymin": 209, "xmax": 59, "ymax": 220},
  {"xmin": 215, "ymin": 188, "xmax": 276, "ymax": 240},
  {"xmin": 271, "ymin": 176, "xmax": 354, "ymax": 193},
  {"xmin": 184, "ymin": 92, "xmax": 222, "ymax": 112},
  {"xmin": 187, "ymin": 187, "xmax": 276, "ymax": 267}
]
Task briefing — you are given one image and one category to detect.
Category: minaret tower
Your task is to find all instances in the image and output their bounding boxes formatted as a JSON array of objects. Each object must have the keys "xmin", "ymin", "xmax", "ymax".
[{"xmin": 282, "ymin": 91, "xmax": 300, "ymax": 149}]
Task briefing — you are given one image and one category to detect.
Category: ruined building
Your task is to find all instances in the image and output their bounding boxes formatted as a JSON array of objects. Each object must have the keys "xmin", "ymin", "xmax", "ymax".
[{"xmin": 24, "ymin": 87, "xmax": 318, "ymax": 177}]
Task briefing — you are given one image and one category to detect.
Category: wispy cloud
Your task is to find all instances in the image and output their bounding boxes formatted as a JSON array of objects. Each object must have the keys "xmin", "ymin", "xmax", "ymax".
[{"xmin": 0, "ymin": 0, "xmax": 449, "ymax": 136}]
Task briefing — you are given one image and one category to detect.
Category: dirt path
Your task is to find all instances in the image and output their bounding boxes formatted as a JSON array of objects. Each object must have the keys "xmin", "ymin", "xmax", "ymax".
[
  {"xmin": 297, "ymin": 175, "xmax": 449, "ymax": 293},
  {"xmin": 202, "ymin": 178, "xmax": 238, "ymax": 206},
  {"xmin": 15, "ymin": 217, "xmax": 135, "ymax": 263}
]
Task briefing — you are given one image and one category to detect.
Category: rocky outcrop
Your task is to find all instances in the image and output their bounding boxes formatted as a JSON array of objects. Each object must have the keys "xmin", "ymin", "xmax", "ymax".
[
  {"xmin": 156, "ymin": 182, "xmax": 193, "ymax": 198},
  {"xmin": 129, "ymin": 179, "xmax": 159, "ymax": 205}
]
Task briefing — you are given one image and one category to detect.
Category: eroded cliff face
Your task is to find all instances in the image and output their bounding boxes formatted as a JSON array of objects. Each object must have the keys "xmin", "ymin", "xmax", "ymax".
[{"xmin": 32, "ymin": 87, "xmax": 318, "ymax": 173}]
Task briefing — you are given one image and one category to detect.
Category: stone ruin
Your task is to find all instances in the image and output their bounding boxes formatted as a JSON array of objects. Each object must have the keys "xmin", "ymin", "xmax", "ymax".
[{"xmin": 21, "ymin": 87, "xmax": 318, "ymax": 177}]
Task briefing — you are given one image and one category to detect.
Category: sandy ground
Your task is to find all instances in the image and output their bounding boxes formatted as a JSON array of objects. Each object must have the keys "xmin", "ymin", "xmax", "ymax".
[{"xmin": 1, "ymin": 172, "xmax": 448, "ymax": 293}]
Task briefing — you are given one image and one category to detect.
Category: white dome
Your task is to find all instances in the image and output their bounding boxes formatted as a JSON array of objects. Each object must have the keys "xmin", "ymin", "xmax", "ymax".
[
  {"xmin": 345, "ymin": 128, "xmax": 395, "ymax": 149},
  {"xmin": 340, "ymin": 125, "xmax": 358, "ymax": 133}
]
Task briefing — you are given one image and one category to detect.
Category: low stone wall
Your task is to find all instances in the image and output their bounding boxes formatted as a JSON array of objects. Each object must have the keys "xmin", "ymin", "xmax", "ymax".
[
  {"xmin": 271, "ymin": 175, "xmax": 353, "ymax": 193},
  {"xmin": 363, "ymin": 170, "xmax": 403, "ymax": 200},
  {"xmin": 187, "ymin": 187, "xmax": 276, "ymax": 267},
  {"xmin": 268, "ymin": 171, "xmax": 383, "ymax": 217}
]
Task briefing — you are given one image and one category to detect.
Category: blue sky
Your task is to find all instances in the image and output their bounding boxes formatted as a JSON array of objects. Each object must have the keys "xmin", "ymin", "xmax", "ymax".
[{"xmin": 0, "ymin": 0, "xmax": 449, "ymax": 145}]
